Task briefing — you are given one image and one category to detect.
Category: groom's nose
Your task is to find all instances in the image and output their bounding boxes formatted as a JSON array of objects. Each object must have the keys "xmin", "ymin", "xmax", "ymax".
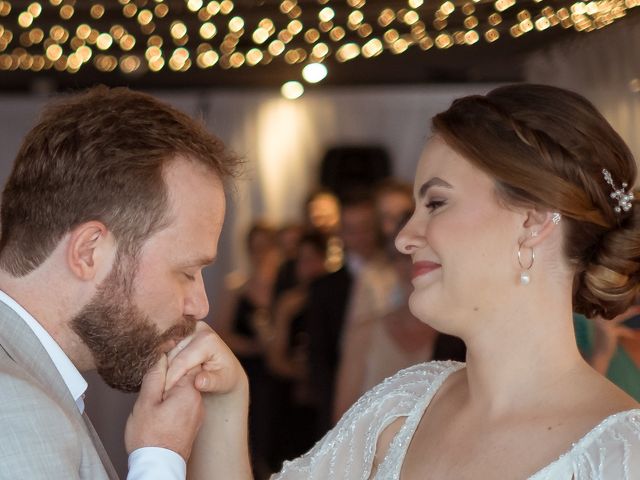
[{"xmin": 183, "ymin": 271, "xmax": 210, "ymax": 320}]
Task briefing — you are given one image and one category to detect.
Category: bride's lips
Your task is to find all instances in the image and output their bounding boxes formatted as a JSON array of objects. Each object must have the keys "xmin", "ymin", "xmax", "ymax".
[{"xmin": 412, "ymin": 261, "xmax": 441, "ymax": 279}]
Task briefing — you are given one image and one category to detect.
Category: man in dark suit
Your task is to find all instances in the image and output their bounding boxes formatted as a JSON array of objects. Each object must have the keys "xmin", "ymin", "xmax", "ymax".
[{"xmin": 306, "ymin": 194, "xmax": 380, "ymax": 437}]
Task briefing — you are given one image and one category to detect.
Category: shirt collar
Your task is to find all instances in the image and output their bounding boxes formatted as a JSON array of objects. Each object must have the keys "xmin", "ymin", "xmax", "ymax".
[{"xmin": 0, "ymin": 289, "xmax": 88, "ymax": 413}]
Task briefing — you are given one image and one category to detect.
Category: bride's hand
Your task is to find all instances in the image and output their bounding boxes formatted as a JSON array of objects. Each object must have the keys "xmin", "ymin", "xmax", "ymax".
[
  {"xmin": 164, "ymin": 321, "xmax": 247, "ymax": 395},
  {"xmin": 164, "ymin": 323, "xmax": 252, "ymax": 480}
]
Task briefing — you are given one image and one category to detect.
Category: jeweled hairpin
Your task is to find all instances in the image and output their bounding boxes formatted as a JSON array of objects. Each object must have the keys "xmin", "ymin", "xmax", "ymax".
[{"xmin": 602, "ymin": 169, "xmax": 634, "ymax": 213}]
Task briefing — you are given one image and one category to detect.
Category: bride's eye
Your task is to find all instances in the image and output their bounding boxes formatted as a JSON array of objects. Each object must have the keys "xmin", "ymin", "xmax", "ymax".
[{"xmin": 426, "ymin": 199, "xmax": 446, "ymax": 212}]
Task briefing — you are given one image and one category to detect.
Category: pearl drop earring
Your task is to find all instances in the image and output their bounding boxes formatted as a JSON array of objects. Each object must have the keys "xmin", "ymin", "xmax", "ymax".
[{"xmin": 517, "ymin": 235, "xmax": 535, "ymax": 285}]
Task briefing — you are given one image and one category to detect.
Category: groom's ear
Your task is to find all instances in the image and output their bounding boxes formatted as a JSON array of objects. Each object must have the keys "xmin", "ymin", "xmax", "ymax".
[{"xmin": 66, "ymin": 221, "xmax": 116, "ymax": 281}]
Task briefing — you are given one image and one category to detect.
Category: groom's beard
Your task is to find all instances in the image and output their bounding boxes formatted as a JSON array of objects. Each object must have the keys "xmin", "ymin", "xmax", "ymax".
[{"xmin": 71, "ymin": 257, "xmax": 196, "ymax": 393}]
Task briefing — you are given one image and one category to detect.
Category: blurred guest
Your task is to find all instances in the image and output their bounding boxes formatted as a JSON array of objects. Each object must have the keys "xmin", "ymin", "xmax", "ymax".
[
  {"xmin": 374, "ymin": 179, "xmax": 415, "ymax": 239},
  {"xmin": 278, "ymin": 223, "xmax": 305, "ymax": 261},
  {"xmin": 334, "ymin": 182, "xmax": 415, "ymax": 419},
  {"xmin": 273, "ymin": 191, "xmax": 341, "ymax": 301},
  {"xmin": 215, "ymin": 221, "xmax": 280, "ymax": 478},
  {"xmin": 253, "ymin": 231, "xmax": 329, "ymax": 467},
  {"xmin": 305, "ymin": 189, "xmax": 341, "ymax": 237},
  {"xmin": 305, "ymin": 188, "xmax": 345, "ymax": 274},
  {"xmin": 272, "ymin": 223, "xmax": 305, "ymax": 303},
  {"xmin": 333, "ymin": 186, "xmax": 465, "ymax": 420},
  {"xmin": 304, "ymin": 191, "xmax": 380, "ymax": 438},
  {"xmin": 574, "ymin": 306, "xmax": 640, "ymax": 401}
]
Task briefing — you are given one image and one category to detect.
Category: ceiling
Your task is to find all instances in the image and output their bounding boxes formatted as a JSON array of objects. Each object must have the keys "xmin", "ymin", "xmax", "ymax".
[{"xmin": 0, "ymin": 0, "xmax": 638, "ymax": 92}]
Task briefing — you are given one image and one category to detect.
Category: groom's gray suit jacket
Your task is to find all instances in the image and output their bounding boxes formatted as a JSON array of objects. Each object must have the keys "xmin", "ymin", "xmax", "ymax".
[{"xmin": 0, "ymin": 301, "xmax": 119, "ymax": 479}]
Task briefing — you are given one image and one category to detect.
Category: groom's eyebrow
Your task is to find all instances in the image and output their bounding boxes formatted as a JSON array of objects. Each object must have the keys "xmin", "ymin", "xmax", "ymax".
[
  {"xmin": 184, "ymin": 255, "xmax": 217, "ymax": 267},
  {"xmin": 418, "ymin": 177, "xmax": 452, "ymax": 199}
]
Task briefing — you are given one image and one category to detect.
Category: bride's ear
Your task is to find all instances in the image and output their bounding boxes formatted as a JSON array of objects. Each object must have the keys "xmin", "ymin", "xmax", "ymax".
[{"xmin": 519, "ymin": 209, "xmax": 561, "ymax": 248}]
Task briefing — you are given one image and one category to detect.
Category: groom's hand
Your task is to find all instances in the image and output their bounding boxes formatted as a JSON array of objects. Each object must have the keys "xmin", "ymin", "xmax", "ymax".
[
  {"xmin": 165, "ymin": 321, "xmax": 247, "ymax": 395},
  {"xmin": 125, "ymin": 354, "xmax": 204, "ymax": 460}
]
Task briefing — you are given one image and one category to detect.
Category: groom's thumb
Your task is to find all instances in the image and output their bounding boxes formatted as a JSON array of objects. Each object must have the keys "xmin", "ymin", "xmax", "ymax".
[{"xmin": 138, "ymin": 354, "xmax": 168, "ymax": 406}]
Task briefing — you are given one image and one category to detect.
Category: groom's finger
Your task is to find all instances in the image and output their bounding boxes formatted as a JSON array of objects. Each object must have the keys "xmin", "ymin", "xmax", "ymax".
[
  {"xmin": 193, "ymin": 368, "xmax": 236, "ymax": 393},
  {"xmin": 166, "ymin": 333, "xmax": 195, "ymax": 365},
  {"xmin": 165, "ymin": 324, "xmax": 221, "ymax": 390},
  {"xmin": 165, "ymin": 325, "xmax": 239, "ymax": 394},
  {"xmin": 138, "ymin": 354, "xmax": 168, "ymax": 406}
]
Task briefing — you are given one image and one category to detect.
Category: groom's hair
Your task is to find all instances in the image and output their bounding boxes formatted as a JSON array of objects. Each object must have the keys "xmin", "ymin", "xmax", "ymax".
[{"xmin": 0, "ymin": 86, "xmax": 239, "ymax": 276}]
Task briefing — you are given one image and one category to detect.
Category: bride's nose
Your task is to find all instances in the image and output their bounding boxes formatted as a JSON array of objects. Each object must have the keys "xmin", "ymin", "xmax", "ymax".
[{"xmin": 395, "ymin": 214, "xmax": 425, "ymax": 254}]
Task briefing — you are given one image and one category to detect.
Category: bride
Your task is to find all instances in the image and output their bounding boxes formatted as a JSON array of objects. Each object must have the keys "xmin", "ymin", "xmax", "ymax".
[{"xmin": 171, "ymin": 84, "xmax": 640, "ymax": 479}]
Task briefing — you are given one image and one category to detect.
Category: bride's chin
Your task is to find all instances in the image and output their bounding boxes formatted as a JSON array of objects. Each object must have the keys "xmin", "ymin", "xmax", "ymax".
[
  {"xmin": 408, "ymin": 296, "xmax": 435, "ymax": 324},
  {"xmin": 408, "ymin": 295, "xmax": 454, "ymax": 333},
  {"xmin": 408, "ymin": 289, "xmax": 438, "ymax": 315}
]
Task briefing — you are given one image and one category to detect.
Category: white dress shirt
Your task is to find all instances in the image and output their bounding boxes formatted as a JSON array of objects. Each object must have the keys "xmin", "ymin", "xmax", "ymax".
[{"xmin": 0, "ymin": 290, "xmax": 187, "ymax": 480}]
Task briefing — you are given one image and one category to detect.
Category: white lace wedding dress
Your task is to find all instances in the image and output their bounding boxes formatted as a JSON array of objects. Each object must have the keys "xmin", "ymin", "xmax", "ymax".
[{"xmin": 273, "ymin": 361, "xmax": 640, "ymax": 479}]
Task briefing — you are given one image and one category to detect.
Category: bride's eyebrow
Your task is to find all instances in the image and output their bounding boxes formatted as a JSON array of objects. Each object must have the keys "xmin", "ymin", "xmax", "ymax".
[{"xmin": 418, "ymin": 177, "xmax": 453, "ymax": 199}]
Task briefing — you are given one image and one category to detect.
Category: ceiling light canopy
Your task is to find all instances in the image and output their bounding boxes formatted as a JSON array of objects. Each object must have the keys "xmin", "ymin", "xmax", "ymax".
[{"xmin": 0, "ymin": 0, "xmax": 635, "ymax": 82}]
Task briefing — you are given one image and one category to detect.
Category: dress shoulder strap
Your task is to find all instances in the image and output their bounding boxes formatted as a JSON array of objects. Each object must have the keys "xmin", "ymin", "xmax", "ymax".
[{"xmin": 273, "ymin": 361, "xmax": 464, "ymax": 480}]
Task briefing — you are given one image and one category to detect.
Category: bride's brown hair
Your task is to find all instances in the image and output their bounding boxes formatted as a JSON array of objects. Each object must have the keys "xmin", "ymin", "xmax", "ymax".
[{"xmin": 432, "ymin": 83, "xmax": 640, "ymax": 319}]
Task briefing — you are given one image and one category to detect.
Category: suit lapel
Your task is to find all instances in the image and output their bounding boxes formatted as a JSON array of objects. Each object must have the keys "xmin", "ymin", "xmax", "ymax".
[
  {"xmin": 0, "ymin": 301, "xmax": 119, "ymax": 479},
  {"xmin": 82, "ymin": 412, "xmax": 121, "ymax": 480}
]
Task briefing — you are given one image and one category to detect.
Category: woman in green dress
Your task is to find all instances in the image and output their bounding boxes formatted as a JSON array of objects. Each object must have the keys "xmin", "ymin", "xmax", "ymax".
[{"xmin": 574, "ymin": 305, "xmax": 640, "ymax": 401}]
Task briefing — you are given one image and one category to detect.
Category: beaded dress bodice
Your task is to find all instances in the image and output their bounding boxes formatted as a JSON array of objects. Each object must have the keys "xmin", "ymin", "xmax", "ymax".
[{"xmin": 273, "ymin": 361, "xmax": 640, "ymax": 480}]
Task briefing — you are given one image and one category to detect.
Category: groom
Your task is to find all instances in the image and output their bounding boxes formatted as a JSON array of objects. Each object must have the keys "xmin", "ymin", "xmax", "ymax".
[{"xmin": 0, "ymin": 87, "xmax": 251, "ymax": 479}]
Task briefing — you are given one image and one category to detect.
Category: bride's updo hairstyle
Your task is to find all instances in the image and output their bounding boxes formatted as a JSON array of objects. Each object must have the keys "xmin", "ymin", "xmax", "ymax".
[{"xmin": 432, "ymin": 83, "xmax": 640, "ymax": 319}]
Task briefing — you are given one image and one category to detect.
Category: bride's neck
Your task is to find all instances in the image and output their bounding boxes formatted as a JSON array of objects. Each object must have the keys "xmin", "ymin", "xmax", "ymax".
[{"xmin": 459, "ymin": 296, "xmax": 586, "ymax": 416}]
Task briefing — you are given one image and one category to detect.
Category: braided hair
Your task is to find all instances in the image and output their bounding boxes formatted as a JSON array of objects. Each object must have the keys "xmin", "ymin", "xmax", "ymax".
[{"xmin": 432, "ymin": 84, "xmax": 640, "ymax": 319}]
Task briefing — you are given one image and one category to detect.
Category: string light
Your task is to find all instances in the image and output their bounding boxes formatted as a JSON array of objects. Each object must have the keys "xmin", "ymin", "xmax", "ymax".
[
  {"xmin": 318, "ymin": 7, "xmax": 334, "ymax": 22},
  {"xmin": 59, "ymin": 4, "xmax": 73, "ymax": 20},
  {"xmin": 27, "ymin": 2, "xmax": 41, "ymax": 17},
  {"xmin": 200, "ymin": 22, "xmax": 217, "ymax": 39},
  {"xmin": 269, "ymin": 39, "xmax": 285, "ymax": 56},
  {"xmin": 362, "ymin": 37, "xmax": 383, "ymax": 57},
  {"xmin": 246, "ymin": 48, "xmax": 263, "ymax": 65},
  {"xmin": 252, "ymin": 27, "xmax": 269, "ymax": 44},
  {"xmin": 0, "ymin": 0, "xmax": 634, "ymax": 88},
  {"xmin": 18, "ymin": 12, "xmax": 33, "ymax": 28},
  {"xmin": 336, "ymin": 43, "xmax": 360, "ymax": 61},
  {"xmin": 311, "ymin": 42, "xmax": 329, "ymax": 58},
  {"xmin": 96, "ymin": 33, "xmax": 113, "ymax": 51},
  {"xmin": 90, "ymin": 4, "xmax": 105, "ymax": 20}
]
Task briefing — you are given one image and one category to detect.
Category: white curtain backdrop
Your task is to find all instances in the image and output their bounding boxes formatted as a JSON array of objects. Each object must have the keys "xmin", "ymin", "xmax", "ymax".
[{"xmin": 525, "ymin": 15, "xmax": 640, "ymax": 169}]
